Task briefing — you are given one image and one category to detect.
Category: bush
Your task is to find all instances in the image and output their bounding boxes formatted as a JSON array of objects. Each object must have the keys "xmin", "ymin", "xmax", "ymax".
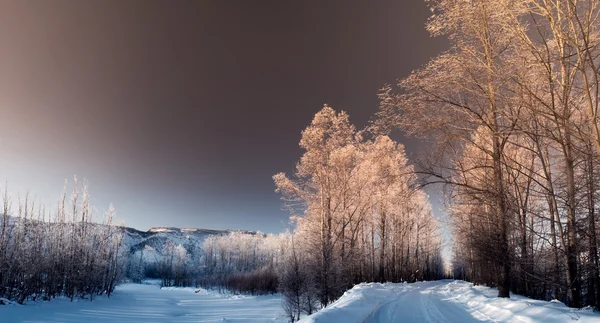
[{"xmin": 225, "ymin": 267, "xmax": 279, "ymax": 295}]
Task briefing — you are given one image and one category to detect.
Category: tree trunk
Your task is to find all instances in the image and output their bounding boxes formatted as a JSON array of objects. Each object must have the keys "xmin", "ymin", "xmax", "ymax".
[{"xmin": 564, "ymin": 137, "xmax": 581, "ymax": 307}]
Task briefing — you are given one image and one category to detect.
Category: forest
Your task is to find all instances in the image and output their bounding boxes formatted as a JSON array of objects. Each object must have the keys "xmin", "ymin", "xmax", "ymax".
[{"xmin": 375, "ymin": 0, "xmax": 600, "ymax": 310}]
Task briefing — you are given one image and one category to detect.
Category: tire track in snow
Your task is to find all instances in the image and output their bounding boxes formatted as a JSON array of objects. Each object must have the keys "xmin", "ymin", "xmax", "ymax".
[
  {"xmin": 364, "ymin": 282, "xmax": 491, "ymax": 323},
  {"xmin": 302, "ymin": 280, "xmax": 600, "ymax": 323}
]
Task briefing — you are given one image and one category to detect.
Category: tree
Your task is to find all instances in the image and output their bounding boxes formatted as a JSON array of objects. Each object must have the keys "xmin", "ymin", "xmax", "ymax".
[
  {"xmin": 0, "ymin": 180, "xmax": 125, "ymax": 303},
  {"xmin": 377, "ymin": 0, "xmax": 600, "ymax": 307},
  {"xmin": 275, "ymin": 106, "xmax": 443, "ymax": 310}
]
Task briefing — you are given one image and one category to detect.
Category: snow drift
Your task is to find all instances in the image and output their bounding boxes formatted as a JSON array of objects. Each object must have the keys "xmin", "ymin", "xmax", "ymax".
[{"xmin": 299, "ymin": 280, "xmax": 600, "ymax": 323}]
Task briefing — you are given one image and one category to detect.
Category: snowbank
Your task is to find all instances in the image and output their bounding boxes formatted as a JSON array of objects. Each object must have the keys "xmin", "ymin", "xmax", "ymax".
[{"xmin": 300, "ymin": 280, "xmax": 600, "ymax": 323}]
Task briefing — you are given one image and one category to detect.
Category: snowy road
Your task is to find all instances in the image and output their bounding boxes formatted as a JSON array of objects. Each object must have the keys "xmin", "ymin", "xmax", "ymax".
[
  {"xmin": 1, "ymin": 284, "xmax": 286, "ymax": 323},
  {"xmin": 363, "ymin": 282, "xmax": 481, "ymax": 323},
  {"xmin": 300, "ymin": 280, "xmax": 600, "ymax": 323}
]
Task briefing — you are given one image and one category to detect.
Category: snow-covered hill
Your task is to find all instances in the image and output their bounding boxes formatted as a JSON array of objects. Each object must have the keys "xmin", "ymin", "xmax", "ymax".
[
  {"xmin": 122, "ymin": 225, "xmax": 257, "ymax": 265},
  {"xmin": 3, "ymin": 216, "xmax": 256, "ymax": 269},
  {"xmin": 299, "ymin": 280, "xmax": 600, "ymax": 323}
]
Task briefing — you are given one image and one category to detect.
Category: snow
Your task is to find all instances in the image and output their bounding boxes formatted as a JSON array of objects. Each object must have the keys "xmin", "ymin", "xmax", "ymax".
[
  {"xmin": 0, "ymin": 298, "xmax": 15, "ymax": 305},
  {"xmin": 123, "ymin": 226, "xmax": 231, "ymax": 264},
  {"xmin": 148, "ymin": 227, "xmax": 177, "ymax": 233},
  {"xmin": 300, "ymin": 280, "xmax": 600, "ymax": 323},
  {"xmin": 1, "ymin": 283, "xmax": 286, "ymax": 323},
  {"xmin": 4, "ymin": 280, "xmax": 600, "ymax": 323}
]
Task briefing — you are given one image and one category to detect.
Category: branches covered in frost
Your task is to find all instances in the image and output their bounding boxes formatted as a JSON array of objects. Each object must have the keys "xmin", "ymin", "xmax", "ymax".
[
  {"xmin": 376, "ymin": 0, "xmax": 600, "ymax": 309},
  {"xmin": 274, "ymin": 106, "xmax": 444, "ymax": 317},
  {"xmin": 201, "ymin": 231, "xmax": 287, "ymax": 295},
  {"xmin": 0, "ymin": 179, "xmax": 125, "ymax": 303}
]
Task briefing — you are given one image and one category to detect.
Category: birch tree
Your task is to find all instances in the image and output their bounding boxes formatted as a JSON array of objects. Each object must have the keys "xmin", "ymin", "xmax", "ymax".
[{"xmin": 275, "ymin": 106, "xmax": 444, "ymax": 309}]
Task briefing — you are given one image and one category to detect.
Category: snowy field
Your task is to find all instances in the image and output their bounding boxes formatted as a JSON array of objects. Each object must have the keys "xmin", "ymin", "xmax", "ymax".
[
  {"xmin": 1, "ymin": 283, "xmax": 286, "ymax": 323},
  {"xmin": 300, "ymin": 280, "xmax": 600, "ymax": 323}
]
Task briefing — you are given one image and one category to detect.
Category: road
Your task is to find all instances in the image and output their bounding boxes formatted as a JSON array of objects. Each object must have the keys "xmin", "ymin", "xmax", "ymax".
[
  {"xmin": 363, "ymin": 281, "xmax": 492, "ymax": 323},
  {"xmin": 300, "ymin": 280, "xmax": 600, "ymax": 323}
]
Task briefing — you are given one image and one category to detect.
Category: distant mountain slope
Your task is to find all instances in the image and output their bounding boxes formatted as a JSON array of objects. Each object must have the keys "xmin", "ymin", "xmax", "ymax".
[
  {"xmin": 2, "ymin": 216, "xmax": 255, "ymax": 270},
  {"xmin": 124, "ymin": 226, "xmax": 229, "ymax": 253},
  {"xmin": 121, "ymin": 225, "xmax": 262, "ymax": 280}
]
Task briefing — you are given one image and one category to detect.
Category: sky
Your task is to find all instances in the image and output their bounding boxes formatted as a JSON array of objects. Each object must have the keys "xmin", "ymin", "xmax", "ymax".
[{"xmin": 0, "ymin": 0, "xmax": 448, "ymax": 233}]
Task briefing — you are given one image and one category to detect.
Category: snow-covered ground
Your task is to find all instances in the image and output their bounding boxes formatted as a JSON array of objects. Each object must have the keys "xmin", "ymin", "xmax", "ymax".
[
  {"xmin": 300, "ymin": 280, "xmax": 600, "ymax": 323},
  {"xmin": 5, "ymin": 280, "xmax": 600, "ymax": 323},
  {"xmin": 1, "ymin": 283, "xmax": 286, "ymax": 323}
]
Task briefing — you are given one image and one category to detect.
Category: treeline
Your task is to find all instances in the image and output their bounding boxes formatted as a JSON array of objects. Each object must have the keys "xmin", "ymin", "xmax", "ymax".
[
  {"xmin": 156, "ymin": 241, "xmax": 196, "ymax": 288},
  {"xmin": 124, "ymin": 230, "xmax": 286, "ymax": 293},
  {"xmin": 375, "ymin": 0, "xmax": 600, "ymax": 308},
  {"xmin": 0, "ymin": 180, "xmax": 124, "ymax": 304},
  {"xmin": 274, "ymin": 107, "xmax": 444, "ymax": 321},
  {"xmin": 200, "ymin": 232, "xmax": 286, "ymax": 295},
  {"xmin": 127, "ymin": 239, "xmax": 203, "ymax": 288}
]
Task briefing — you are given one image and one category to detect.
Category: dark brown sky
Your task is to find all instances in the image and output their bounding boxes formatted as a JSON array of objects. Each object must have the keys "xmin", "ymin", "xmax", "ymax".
[{"xmin": 0, "ymin": 0, "xmax": 447, "ymax": 232}]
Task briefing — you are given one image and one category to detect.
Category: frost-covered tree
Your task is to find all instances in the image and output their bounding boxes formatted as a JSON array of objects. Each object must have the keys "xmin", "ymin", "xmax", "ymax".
[
  {"xmin": 0, "ymin": 179, "xmax": 124, "ymax": 303},
  {"xmin": 274, "ymin": 105, "xmax": 362, "ymax": 305},
  {"xmin": 200, "ymin": 231, "xmax": 287, "ymax": 294},
  {"xmin": 375, "ymin": 0, "xmax": 523, "ymax": 297},
  {"xmin": 377, "ymin": 0, "xmax": 600, "ymax": 308},
  {"xmin": 279, "ymin": 237, "xmax": 317, "ymax": 322},
  {"xmin": 275, "ymin": 106, "xmax": 443, "ymax": 309}
]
